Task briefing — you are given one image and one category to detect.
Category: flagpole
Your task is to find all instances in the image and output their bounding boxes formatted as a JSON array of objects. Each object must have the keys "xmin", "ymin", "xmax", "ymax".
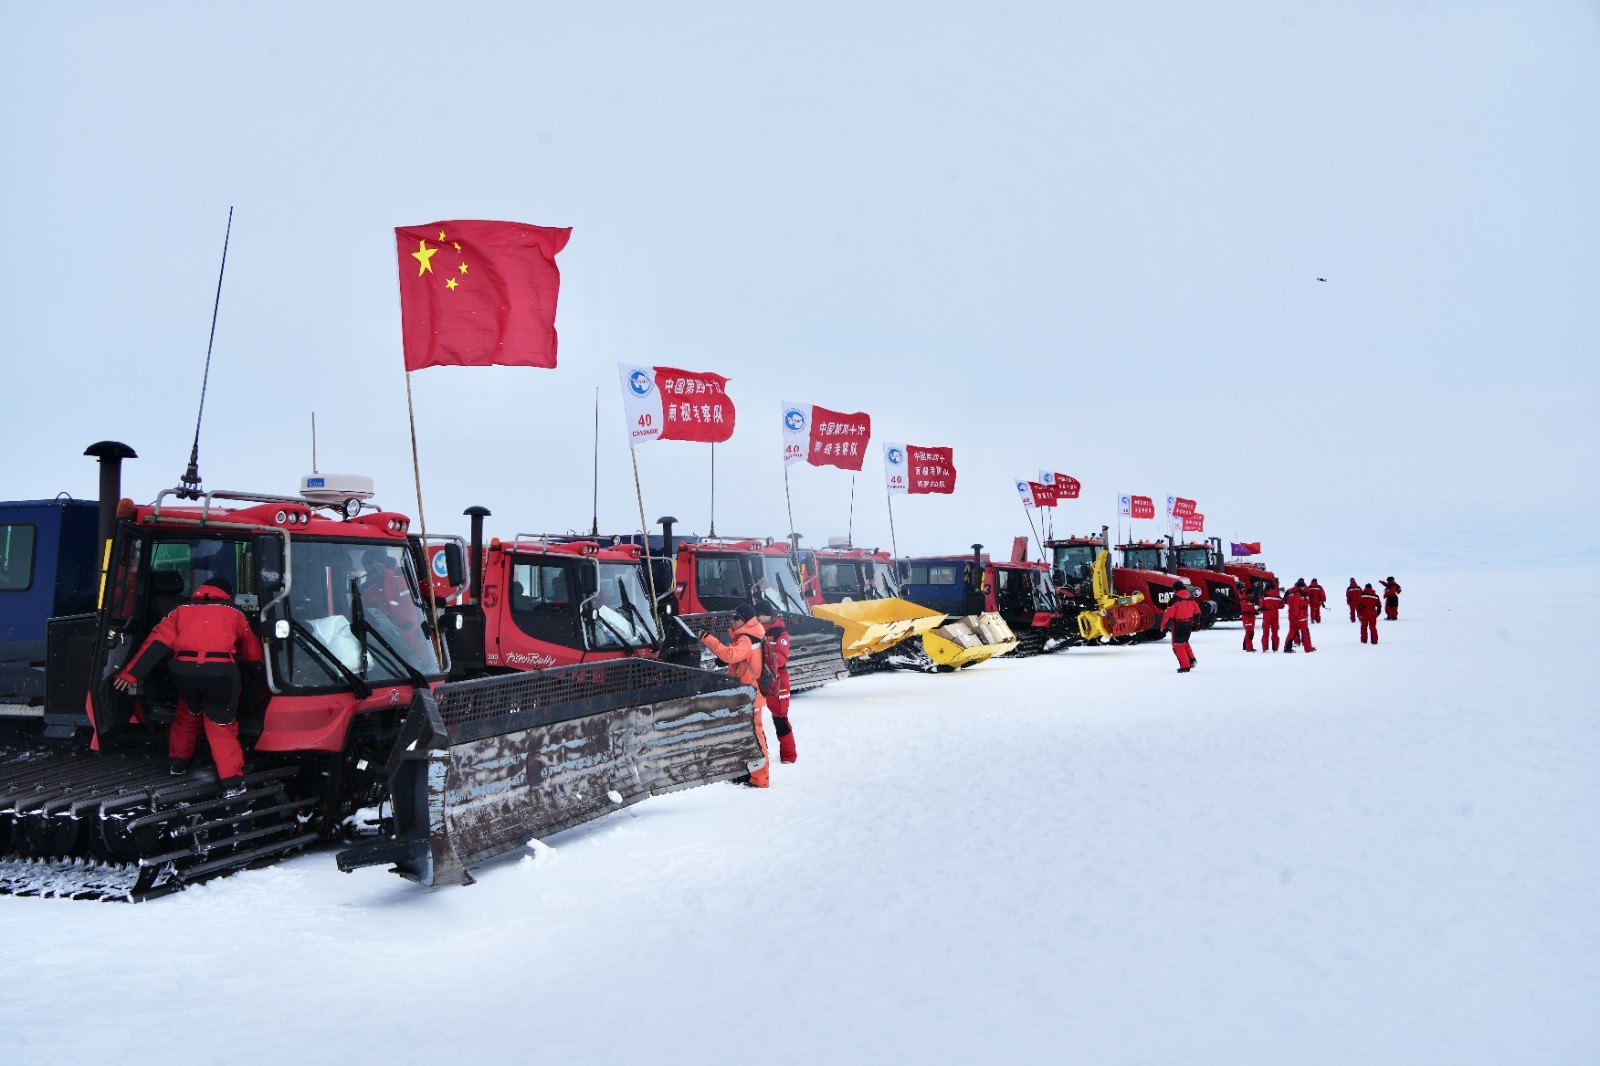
[
  {"xmin": 782, "ymin": 462, "xmax": 798, "ymax": 562},
  {"xmin": 630, "ymin": 446, "xmax": 662, "ymax": 630},
  {"xmin": 708, "ymin": 443, "xmax": 717, "ymax": 537},
  {"xmin": 589, "ymin": 387, "xmax": 600, "ymax": 536},
  {"xmin": 847, "ymin": 473, "xmax": 856, "ymax": 547},
  {"xmin": 405, "ymin": 371, "xmax": 445, "ymax": 662},
  {"xmin": 1020, "ymin": 500, "xmax": 1046, "ymax": 562},
  {"xmin": 885, "ymin": 488, "xmax": 900, "ymax": 563}
]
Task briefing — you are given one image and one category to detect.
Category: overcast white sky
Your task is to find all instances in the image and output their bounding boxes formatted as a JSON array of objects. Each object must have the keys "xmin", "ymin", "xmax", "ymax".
[{"xmin": 4, "ymin": 2, "xmax": 1596, "ymax": 574}]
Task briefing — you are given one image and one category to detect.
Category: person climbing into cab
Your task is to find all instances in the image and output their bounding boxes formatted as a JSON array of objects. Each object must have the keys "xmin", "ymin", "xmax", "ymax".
[
  {"xmin": 700, "ymin": 603, "xmax": 771, "ymax": 787},
  {"xmin": 1161, "ymin": 584, "xmax": 1202, "ymax": 673},
  {"xmin": 1382, "ymin": 576, "xmax": 1403, "ymax": 620},
  {"xmin": 113, "ymin": 577, "xmax": 263, "ymax": 796},
  {"xmin": 755, "ymin": 604, "xmax": 796, "ymax": 764}
]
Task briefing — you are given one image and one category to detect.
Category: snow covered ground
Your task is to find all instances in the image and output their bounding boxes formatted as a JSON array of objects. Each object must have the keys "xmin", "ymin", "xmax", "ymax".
[{"xmin": 3, "ymin": 568, "xmax": 1596, "ymax": 1066}]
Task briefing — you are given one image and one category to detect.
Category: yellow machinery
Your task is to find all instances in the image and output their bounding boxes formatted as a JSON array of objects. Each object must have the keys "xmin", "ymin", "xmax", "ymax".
[
  {"xmin": 922, "ymin": 611, "xmax": 1020, "ymax": 670},
  {"xmin": 1076, "ymin": 549, "xmax": 1147, "ymax": 642},
  {"xmin": 809, "ymin": 597, "xmax": 947, "ymax": 659}
]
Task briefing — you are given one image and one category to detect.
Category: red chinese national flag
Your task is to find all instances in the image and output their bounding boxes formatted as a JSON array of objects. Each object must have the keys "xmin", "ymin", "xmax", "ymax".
[
  {"xmin": 907, "ymin": 445, "xmax": 957, "ymax": 494},
  {"xmin": 1130, "ymin": 495, "xmax": 1155, "ymax": 519},
  {"xmin": 397, "ymin": 219, "xmax": 571, "ymax": 371}
]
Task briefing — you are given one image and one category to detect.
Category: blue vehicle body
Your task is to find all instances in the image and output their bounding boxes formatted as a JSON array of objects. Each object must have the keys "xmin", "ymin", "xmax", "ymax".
[{"xmin": 1, "ymin": 499, "xmax": 101, "ymax": 710}]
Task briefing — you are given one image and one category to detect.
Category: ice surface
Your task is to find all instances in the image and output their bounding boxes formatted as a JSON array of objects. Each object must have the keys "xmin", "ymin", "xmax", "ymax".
[{"xmin": 2, "ymin": 569, "xmax": 1595, "ymax": 1065}]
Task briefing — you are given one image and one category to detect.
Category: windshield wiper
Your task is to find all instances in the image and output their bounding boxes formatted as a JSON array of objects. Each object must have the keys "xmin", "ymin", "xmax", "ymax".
[
  {"xmin": 287, "ymin": 620, "xmax": 373, "ymax": 700},
  {"xmin": 615, "ymin": 579, "xmax": 659, "ymax": 648},
  {"xmin": 581, "ymin": 590, "xmax": 637, "ymax": 652},
  {"xmin": 349, "ymin": 579, "xmax": 430, "ymax": 689}
]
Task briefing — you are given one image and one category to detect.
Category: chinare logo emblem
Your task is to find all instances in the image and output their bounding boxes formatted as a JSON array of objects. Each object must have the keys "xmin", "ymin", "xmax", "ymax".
[
  {"xmin": 887, "ymin": 447, "xmax": 904, "ymax": 465},
  {"xmin": 784, "ymin": 409, "xmax": 807, "ymax": 432},
  {"xmin": 431, "ymin": 551, "xmax": 449, "ymax": 577},
  {"xmin": 628, "ymin": 369, "xmax": 654, "ymax": 397}
]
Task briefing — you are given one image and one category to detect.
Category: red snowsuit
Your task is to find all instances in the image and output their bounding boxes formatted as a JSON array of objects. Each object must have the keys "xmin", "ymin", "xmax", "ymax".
[
  {"xmin": 1345, "ymin": 581, "xmax": 1361, "ymax": 622},
  {"xmin": 702, "ymin": 617, "xmax": 771, "ymax": 787},
  {"xmin": 1357, "ymin": 586, "xmax": 1383, "ymax": 644},
  {"xmin": 116, "ymin": 583, "xmax": 263, "ymax": 783},
  {"xmin": 1308, "ymin": 581, "xmax": 1326, "ymax": 623},
  {"xmin": 1383, "ymin": 579, "xmax": 1402, "ymax": 620},
  {"xmin": 762, "ymin": 615, "xmax": 796, "ymax": 764},
  {"xmin": 1161, "ymin": 588, "xmax": 1202, "ymax": 671},
  {"xmin": 1259, "ymin": 590, "xmax": 1284, "ymax": 651},
  {"xmin": 1240, "ymin": 597, "xmax": 1258, "ymax": 651},
  {"xmin": 1284, "ymin": 587, "xmax": 1315, "ymax": 652}
]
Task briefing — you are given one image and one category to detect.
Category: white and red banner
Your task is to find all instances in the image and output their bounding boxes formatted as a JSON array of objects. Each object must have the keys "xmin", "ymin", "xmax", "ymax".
[
  {"xmin": 782, "ymin": 401, "xmax": 871, "ymax": 470},
  {"xmin": 1183, "ymin": 513, "xmax": 1205, "ymax": 532},
  {"xmin": 1166, "ymin": 495, "xmax": 1197, "ymax": 518},
  {"xmin": 1017, "ymin": 479, "xmax": 1057, "ymax": 508},
  {"xmin": 885, "ymin": 442, "xmax": 957, "ymax": 495},
  {"xmin": 619, "ymin": 363, "xmax": 735, "ymax": 448},
  {"xmin": 1040, "ymin": 471, "xmax": 1081, "ymax": 499},
  {"xmin": 1119, "ymin": 493, "xmax": 1156, "ymax": 519}
]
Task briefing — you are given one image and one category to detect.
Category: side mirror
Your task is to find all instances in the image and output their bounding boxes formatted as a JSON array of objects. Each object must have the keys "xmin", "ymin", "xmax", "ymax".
[
  {"xmin": 253, "ymin": 535, "xmax": 286, "ymax": 593},
  {"xmin": 441, "ymin": 543, "xmax": 465, "ymax": 588}
]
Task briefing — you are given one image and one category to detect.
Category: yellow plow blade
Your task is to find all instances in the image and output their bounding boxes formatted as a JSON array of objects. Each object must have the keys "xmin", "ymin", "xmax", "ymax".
[
  {"xmin": 922, "ymin": 612, "xmax": 1019, "ymax": 670},
  {"xmin": 809, "ymin": 598, "xmax": 948, "ymax": 658}
]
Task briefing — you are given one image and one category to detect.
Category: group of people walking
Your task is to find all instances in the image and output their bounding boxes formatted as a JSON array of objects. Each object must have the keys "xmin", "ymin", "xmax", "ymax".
[{"xmin": 1162, "ymin": 573, "xmax": 1404, "ymax": 672}]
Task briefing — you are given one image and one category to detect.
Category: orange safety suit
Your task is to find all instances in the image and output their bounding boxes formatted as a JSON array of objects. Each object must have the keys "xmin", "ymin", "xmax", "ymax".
[{"xmin": 701, "ymin": 616, "xmax": 771, "ymax": 788}]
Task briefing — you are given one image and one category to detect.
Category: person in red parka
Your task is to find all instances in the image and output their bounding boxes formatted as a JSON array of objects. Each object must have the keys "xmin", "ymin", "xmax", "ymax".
[
  {"xmin": 112, "ymin": 578, "xmax": 263, "ymax": 795},
  {"xmin": 1283, "ymin": 579, "xmax": 1316, "ymax": 653},
  {"xmin": 701, "ymin": 604, "xmax": 771, "ymax": 787},
  {"xmin": 1307, "ymin": 579, "xmax": 1327, "ymax": 623},
  {"xmin": 1240, "ymin": 594, "xmax": 1259, "ymax": 652},
  {"xmin": 755, "ymin": 605, "xmax": 796, "ymax": 764},
  {"xmin": 1161, "ymin": 586, "xmax": 1203, "ymax": 672},
  {"xmin": 1259, "ymin": 586, "xmax": 1284, "ymax": 652},
  {"xmin": 1345, "ymin": 579, "xmax": 1361, "ymax": 622},
  {"xmin": 1357, "ymin": 582, "xmax": 1383, "ymax": 644},
  {"xmin": 1383, "ymin": 577, "xmax": 1403, "ymax": 620}
]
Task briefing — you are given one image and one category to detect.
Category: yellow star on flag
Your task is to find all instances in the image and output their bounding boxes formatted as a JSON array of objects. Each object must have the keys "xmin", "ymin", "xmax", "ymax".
[
  {"xmin": 446, "ymin": 277, "xmax": 459, "ymax": 291},
  {"xmin": 459, "ymin": 263, "xmax": 469, "ymax": 274},
  {"xmin": 412, "ymin": 239, "xmax": 439, "ymax": 276}
]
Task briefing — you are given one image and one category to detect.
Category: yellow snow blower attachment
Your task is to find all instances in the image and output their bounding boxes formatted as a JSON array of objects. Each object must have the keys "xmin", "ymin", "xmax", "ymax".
[
  {"xmin": 809, "ymin": 598, "xmax": 948, "ymax": 659},
  {"xmin": 922, "ymin": 612, "xmax": 1019, "ymax": 670},
  {"xmin": 1076, "ymin": 549, "xmax": 1146, "ymax": 642}
]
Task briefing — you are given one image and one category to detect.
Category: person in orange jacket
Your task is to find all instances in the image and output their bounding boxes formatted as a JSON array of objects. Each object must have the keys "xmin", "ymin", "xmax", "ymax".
[
  {"xmin": 1283, "ymin": 579, "xmax": 1316, "ymax": 653},
  {"xmin": 1357, "ymin": 582, "xmax": 1383, "ymax": 644},
  {"xmin": 1307, "ymin": 579, "xmax": 1327, "ymax": 623},
  {"xmin": 1240, "ymin": 594, "xmax": 1259, "ymax": 652},
  {"xmin": 700, "ymin": 603, "xmax": 771, "ymax": 787},
  {"xmin": 1160, "ymin": 586, "xmax": 1203, "ymax": 672},
  {"xmin": 1382, "ymin": 577, "xmax": 1403, "ymax": 620},
  {"xmin": 1259, "ymin": 586, "xmax": 1284, "ymax": 652},
  {"xmin": 112, "ymin": 578, "xmax": 263, "ymax": 796},
  {"xmin": 755, "ymin": 605, "xmax": 796, "ymax": 764},
  {"xmin": 1345, "ymin": 579, "xmax": 1361, "ymax": 622}
]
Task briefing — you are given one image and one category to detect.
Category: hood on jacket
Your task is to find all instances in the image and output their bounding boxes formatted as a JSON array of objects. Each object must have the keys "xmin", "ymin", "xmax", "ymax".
[{"xmin": 192, "ymin": 582, "xmax": 235, "ymax": 603}]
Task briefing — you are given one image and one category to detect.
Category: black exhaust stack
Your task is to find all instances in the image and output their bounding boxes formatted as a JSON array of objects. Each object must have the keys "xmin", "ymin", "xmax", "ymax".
[
  {"xmin": 85, "ymin": 441, "xmax": 137, "ymax": 555},
  {"xmin": 464, "ymin": 506, "xmax": 490, "ymax": 606},
  {"xmin": 658, "ymin": 516, "xmax": 678, "ymax": 557}
]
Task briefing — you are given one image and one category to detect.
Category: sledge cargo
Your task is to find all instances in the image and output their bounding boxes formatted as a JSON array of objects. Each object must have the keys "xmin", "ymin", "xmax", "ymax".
[
  {"xmin": 799, "ymin": 545, "xmax": 951, "ymax": 672},
  {"xmin": 899, "ymin": 545, "xmax": 1072, "ymax": 656}
]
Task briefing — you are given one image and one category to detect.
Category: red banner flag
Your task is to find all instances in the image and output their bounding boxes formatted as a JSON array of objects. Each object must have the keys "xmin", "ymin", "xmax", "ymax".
[
  {"xmin": 1041, "ymin": 471, "xmax": 1081, "ymax": 499},
  {"xmin": 782, "ymin": 402, "xmax": 872, "ymax": 471},
  {"xmin": 1129, "ymin": 494, "xmax": 1155, "ymax": 519},
  {"xmin": 1183, "ymin": 513, "xmax": 1205, "ymax": 532},
  {"xmin": 885, "ymin": 443, "xmax": 957, "ymax": 495},
  {"xmin": 1028, "ymin": 480, "xmax": 1058, "ymax": 507},
  {"xmin": 618, "ymin": 363, "xmax": 735, "ymax": 447},
  {"xmin": 396, "ymin": 220, "xmax": 571, "ymax": 372},
  {"xmin": 1170, "ymin": 497, "xmax": 1197, "ymax": 518}
]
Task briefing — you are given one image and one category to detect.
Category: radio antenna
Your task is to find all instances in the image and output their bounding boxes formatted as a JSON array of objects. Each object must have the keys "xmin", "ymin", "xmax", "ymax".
[{"xmin": 178, "ymin": 206, "xmax": 233, "ymax": 499}]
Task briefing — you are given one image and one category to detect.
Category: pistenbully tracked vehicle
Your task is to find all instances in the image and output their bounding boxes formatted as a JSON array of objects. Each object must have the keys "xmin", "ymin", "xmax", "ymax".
[{"xmin": 0, "ymin": 447, "xmax": 763, "ymax": 900}]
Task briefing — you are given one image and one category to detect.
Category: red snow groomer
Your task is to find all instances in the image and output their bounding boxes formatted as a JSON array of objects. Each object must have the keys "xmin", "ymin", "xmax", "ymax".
[
  {"xmin": 0, "ymin": 449, "xmax": 762, "ymax": 900},
  {"xmin": 658, "ymin": 524, "xmax": 849, "ymax": 692},
  {"xmin": 1223, "ymin": 554, "xmax": 1280, "ymax": 600},
  {"xmin": 1165, "ymin": 536, "xmax": 1245, "ymax": 621}
]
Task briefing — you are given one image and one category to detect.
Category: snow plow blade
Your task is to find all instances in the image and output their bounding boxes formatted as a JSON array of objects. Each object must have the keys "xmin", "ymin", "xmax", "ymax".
[
  {"xmin": 675, "ymin": 611, "xmax": 850, "ymax": 693},
  {"xmin": 810, "ymin": 598, "xmax": 948, "ymax": 659},
  {"xmin": 922, "ymin": 613, "xmax": 1019, "ymax": 670},
  {"xmin": 337, "ymin": 659, "xmax": 763, "ymax": 888}
]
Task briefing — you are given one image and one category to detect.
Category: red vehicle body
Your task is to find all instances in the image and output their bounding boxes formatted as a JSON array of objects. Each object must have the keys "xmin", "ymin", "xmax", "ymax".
[
  {"xmin": 794, "ymin": 545, "xmax": 901, "ymax": 607},
  {"xmin": 1047, "ymin": 531, "xmax": 1187, "ymax": 640},
  {"xmin": 1116, "ymin": 542, "xmax": 1216, "ymax": 632},
  {"xmin": 898, "ymin": 545, "xmax": 1072, "ymax": 655},
  {"xmin": 1165, "ymin": 538, "xmax": 1245, "ymax": 621},
  {"xmin": 1223, "ymin": 559, "xmax": 1281, "ymax": 599}
]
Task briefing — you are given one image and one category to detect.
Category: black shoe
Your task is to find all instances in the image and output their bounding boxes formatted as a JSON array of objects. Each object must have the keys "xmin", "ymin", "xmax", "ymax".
[
  {"xmin": 219, "ymin": 777, "xmax": 247, "ymax": 798},
  {"xmin": 1177, "ymin": 667, "xmax": 1191, "ymax": 673},
  {"xmin": 730, "ymin": 773, "xmax": 752, "ymax": 787},
  {"xmin": 168, "ymin": 758, "xmax": 193, "ymax": 776},
  {"xmin": 1283, "ymin": 648, "xmax": 1295, "ymax": 654}
]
